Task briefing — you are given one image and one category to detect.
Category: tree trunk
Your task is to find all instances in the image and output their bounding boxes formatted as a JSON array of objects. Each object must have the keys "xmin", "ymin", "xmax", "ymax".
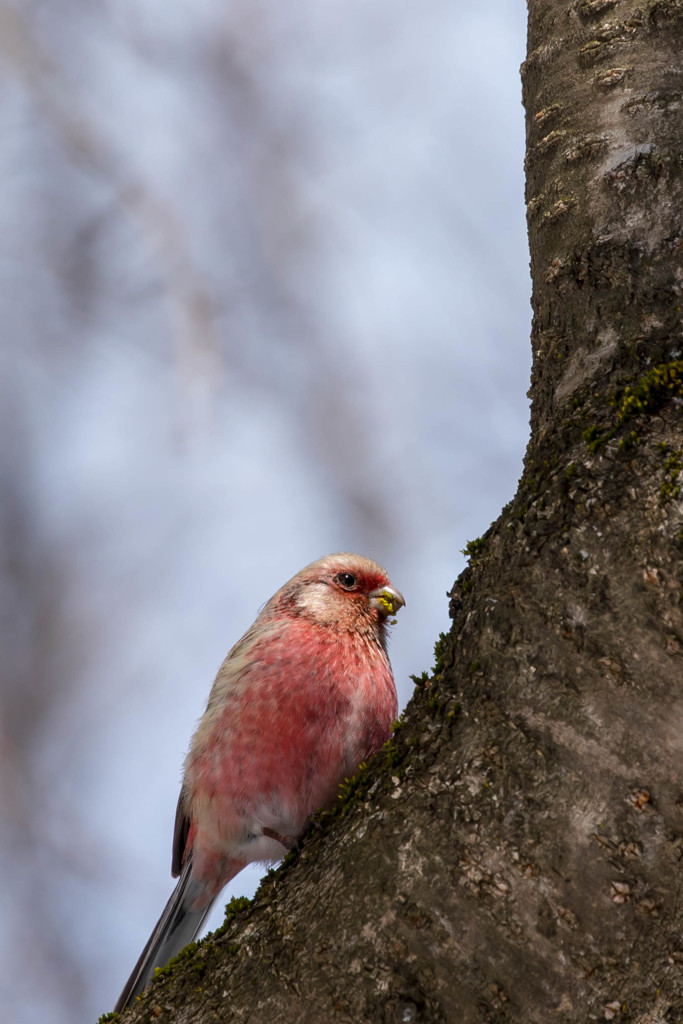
[{"xmin": 116, "ymin": 3, "xmax": 683, "ymax": 1022}]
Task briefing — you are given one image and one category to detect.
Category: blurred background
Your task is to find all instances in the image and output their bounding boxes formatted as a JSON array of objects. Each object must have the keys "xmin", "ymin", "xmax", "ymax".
[{"xmin": 0, "ymin": 1, "xmax": 529, "ymax": 1020}]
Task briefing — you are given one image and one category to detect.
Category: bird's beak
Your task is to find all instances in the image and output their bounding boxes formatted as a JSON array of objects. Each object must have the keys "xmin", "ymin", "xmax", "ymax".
[{"xmin": 368, "ymin": 585, "xmax": 406, "ymax": 618}]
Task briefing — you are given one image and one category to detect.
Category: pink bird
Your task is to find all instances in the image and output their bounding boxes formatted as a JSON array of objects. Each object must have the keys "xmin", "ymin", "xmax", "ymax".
[{"xmin": 115, "ymin": 552, "xmax": 404, "ymax": 1011}]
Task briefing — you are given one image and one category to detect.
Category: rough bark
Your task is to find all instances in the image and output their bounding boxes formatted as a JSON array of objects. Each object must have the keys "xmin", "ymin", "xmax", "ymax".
[{"xmin": 111, "ymin": 2, "xmax": 683, "ymax": 1022}]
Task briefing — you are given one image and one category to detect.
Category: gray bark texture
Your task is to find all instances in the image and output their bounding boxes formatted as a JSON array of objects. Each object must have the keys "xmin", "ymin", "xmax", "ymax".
[{"xmin": 113, "ymin": 2, "xmax": 683, "ymax": 1022}]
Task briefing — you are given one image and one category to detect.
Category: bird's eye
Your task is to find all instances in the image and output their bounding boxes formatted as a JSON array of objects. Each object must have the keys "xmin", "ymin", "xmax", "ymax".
[{"xmin": 335, "ymin": 572, "xmax": 358, "ymax": 590}]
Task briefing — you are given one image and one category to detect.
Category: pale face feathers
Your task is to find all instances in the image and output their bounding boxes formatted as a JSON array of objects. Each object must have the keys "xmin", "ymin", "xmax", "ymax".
[{"xmin": 266, "ymin": 552, "xmax": 405, "ymax": 635}]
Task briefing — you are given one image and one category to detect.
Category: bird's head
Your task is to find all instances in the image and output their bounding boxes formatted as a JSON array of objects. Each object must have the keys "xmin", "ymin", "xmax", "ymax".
[{"xmin": 272, "ymin": 552, "xmax": 405, "ymax": 638}]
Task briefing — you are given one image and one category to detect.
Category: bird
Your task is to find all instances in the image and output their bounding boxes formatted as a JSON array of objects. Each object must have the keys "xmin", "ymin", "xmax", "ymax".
[{"xmin": 115, "ymin": 552, "xmax": 405, "ymax": 1011}]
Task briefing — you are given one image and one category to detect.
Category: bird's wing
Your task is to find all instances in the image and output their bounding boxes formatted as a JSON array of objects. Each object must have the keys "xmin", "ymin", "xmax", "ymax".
[{"xmin": 172, "ymin": 785, "xmax": 191, "ymax": 878}]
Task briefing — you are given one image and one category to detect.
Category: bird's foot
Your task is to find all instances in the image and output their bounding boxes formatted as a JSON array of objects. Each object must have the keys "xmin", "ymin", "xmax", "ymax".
[{"xmin": 262, "ymin": 827, "xmax": 298, "ymax": 851}]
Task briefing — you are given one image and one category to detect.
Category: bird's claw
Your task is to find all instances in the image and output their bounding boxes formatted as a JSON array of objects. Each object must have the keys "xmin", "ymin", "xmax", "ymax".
[{"xmin": 262, "ymin": 827, "xmax": 298, "ymax": 851}]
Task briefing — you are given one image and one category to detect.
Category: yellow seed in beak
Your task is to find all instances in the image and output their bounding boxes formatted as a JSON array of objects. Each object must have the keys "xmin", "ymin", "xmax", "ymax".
[{"xmin": 369, "ymin": 585, "xmax": 406, "ymax": 618}]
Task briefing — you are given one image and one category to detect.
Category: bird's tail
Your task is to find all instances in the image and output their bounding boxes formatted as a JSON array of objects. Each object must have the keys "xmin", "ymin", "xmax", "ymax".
[{"xmin": 115, "ymin": 858, "xmax": 216, "ymax": 1012}]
